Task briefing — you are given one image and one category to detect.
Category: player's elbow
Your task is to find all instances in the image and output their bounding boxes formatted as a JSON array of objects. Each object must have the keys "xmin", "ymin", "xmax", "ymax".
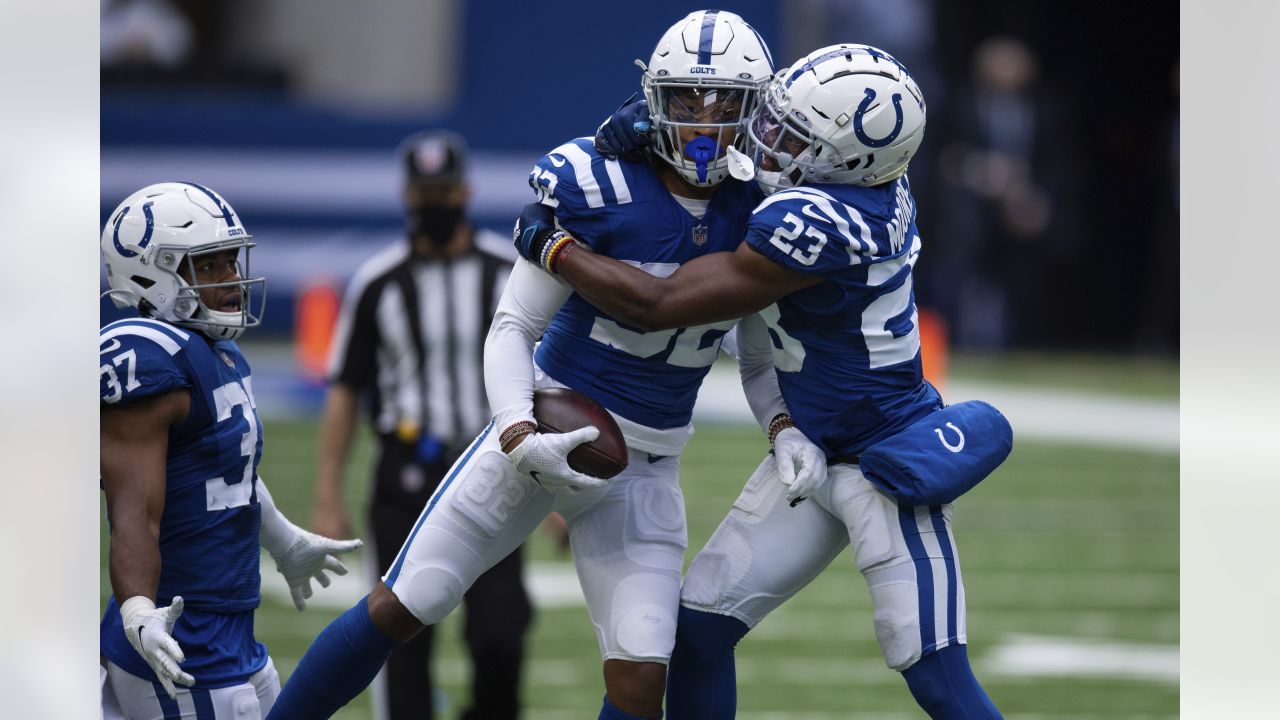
[
  {"xmin": 609, "ymin": 305, "xmax": 661, "ymax": 330},
  {"xmin": 614, "ymin": 306, "xmax": 665, "ymax": 331},
  {"xmin": 485, "ymin": 312, "xmax": 537, "ymax": 353},
  {"xmin": 632, "ymin": 299, "xmax": 700, "ymax": 331},
  {"xmin": 106, "ymin": 502, "xmax": 159, "ymax": 542},
  {"xmin": 611, "ymin": 281, "xmax": 680, "ymax": 330}
]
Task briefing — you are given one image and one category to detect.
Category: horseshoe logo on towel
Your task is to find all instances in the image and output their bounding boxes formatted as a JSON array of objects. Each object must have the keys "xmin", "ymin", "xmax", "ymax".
[{"xmin": 934, "ymin": 422, "xmax": 965, "ymax": 453}]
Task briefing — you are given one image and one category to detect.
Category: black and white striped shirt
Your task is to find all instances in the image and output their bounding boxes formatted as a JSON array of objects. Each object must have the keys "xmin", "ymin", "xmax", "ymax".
[{"xmin": 326, "ymin": 228, "xmax": 515, "ymax": 447}]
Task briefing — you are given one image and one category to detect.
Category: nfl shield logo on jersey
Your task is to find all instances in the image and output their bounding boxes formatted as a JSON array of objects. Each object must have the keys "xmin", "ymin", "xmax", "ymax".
[
  {"xmin": 219, "ymin": 351, "xmax": 236, "ymax": 369},
  {"xmin": 691, "ymin": 224, "xmax": 709, "ymax": 246}
]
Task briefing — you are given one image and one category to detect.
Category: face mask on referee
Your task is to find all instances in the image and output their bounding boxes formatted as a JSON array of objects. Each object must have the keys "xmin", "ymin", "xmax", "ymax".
[{"xmin": 407, "ymin": 204, "xmax": 465, "ymax": 247}]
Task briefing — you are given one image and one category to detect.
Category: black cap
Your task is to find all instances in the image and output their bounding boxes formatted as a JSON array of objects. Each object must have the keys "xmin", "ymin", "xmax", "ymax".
[{"xmin": 398, "ymin": 130, "xmax": 467, "ymax": 187}]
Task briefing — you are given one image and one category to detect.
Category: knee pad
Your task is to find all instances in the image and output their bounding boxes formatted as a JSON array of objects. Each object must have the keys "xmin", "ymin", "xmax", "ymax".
[
  {"xmin": 398, "ymin": 564, "xmax": 467, "ymax": 625},
  {"xmin": 592, "ymin": 568, "xmax": 681, "ymax": 662},
  {"xmin": 611, "ymin": 591, "xmax": 678, "ymax": 661},
  {"xmin": 679, "ymin": 524, "xmax": 749, "ymax": 614},
  {"xmin": 865, "ymin": 565, "xmax": 925, "ymax": 670},
  {"xmin": 673, "ymin": 460, "xmax": 776, "ymax": 621},
  {"xmin": 681, "ymin": 482, "xmax": 846, "ymax": 629}
]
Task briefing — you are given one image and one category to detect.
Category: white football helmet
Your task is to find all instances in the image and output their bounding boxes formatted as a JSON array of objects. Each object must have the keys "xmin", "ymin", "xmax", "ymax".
[
  {"xmin": 101, "ymin": 182, "xmax": 265, "ymax": 341},
  {"xmin": 745, "ymin": 44, "xmax": 926, "ymax": 191},
  {"xmin": 640, "ymin": 9, "xmax": 773, "ymax": 187}
]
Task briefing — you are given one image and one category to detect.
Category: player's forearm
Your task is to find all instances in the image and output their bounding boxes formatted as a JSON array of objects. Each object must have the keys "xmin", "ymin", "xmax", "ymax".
[
  {"xmin": 559, "ymin": 248, "xmax": 670, "ymax": 329},
  {"xmin": 108, "ymin": 515, "xmax": 162, "ymax": 602},
  {"xmin": 735, "ymin": 314, "xmax": 790, "ymax": 433},
  {"xmin": 559, "ymin": 246, "xmax": 766, "ymax": 330},
  {"xmin": 484, "ymin": 260, "xmax": 569, "ymax": 428}
]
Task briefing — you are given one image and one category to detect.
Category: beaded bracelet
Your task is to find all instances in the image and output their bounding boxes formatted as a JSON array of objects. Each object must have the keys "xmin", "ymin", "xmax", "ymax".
[
  {"xmin": 499, "ymin": 420, "xmax": 537, "ymax": 450},
  {"xmin": 542, "ymin": 232, "xmax": 577, "ymax": 274},
  {"xmin": 767, "ymin": 413, "xmax": 795, "ymax": 447},
  {"xmin": 536, "ymin": 231, "xmax": 563, "ymax": 270}
]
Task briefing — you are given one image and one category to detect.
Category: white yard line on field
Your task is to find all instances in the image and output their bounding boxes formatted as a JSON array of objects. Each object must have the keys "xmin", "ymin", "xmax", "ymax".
[{"xmin": 983, "ymin": 634, "xmax": 1179, "ymax": 683}]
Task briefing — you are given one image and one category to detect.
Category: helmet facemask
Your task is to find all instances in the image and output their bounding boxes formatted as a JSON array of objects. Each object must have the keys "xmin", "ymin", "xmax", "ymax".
[
  {"xmin": 745, "ymin": 81, "xmax": 829, "ymax": 193},
  {"xmin": 644, "ymin": 78, "xmax": 759, "ymax": 187},
  {"xmin": 170, "ymin": 238, "xmax": 266, "ymax": 341}
]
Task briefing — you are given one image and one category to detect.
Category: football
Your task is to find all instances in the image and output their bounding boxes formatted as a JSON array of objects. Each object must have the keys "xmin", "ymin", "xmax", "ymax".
[{"xmin": 532, "ymin": 387, "xmax": 628, "ymax": 479}]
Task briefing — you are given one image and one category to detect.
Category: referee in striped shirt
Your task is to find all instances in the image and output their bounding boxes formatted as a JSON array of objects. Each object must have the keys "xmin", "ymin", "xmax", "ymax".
[{"xmin": 311, "ymin": 130, "xmax": 529, "ymax": 720}]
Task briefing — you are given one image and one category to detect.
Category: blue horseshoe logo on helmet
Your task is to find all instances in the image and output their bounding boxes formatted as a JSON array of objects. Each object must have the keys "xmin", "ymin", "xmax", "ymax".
[
  {"xmin": 853, "ymin": 88, "xmax": 904, "ymax": 149},
  {"xmin": 112, "ymin": 201, "xmax": 156, "ymax": 258}
]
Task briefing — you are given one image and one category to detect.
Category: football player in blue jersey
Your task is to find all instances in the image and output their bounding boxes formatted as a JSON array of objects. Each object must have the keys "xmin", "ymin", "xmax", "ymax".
[
  {"xmin": 100, "ymin": 182, "xmax": 363, "ymax": 719},
  {"xmin": 265, "ymin": 12, "xmax": 828, "ymax": 720},
  {"xmin": 512, "ymin": 45, "xmax": 1006, "ymax": 719}
]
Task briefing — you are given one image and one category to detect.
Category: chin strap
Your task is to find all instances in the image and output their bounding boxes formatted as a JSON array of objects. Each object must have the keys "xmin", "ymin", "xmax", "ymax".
[
  {"xmin": 100, "ymin": 287, "xmax": 141, "ymax": 309},
  {"xmin": 196, "ymin": 316, "xmax": 247, "ymax": 341}
]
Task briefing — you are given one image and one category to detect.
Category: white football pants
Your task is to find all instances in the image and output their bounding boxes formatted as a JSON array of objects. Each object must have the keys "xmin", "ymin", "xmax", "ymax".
[
  {"xmin": 680, "ymin": 457, "xmax": 967, "ymax": 670},
  {"xmin": 383, "ymin": 422, "xmax": 688, "ymax": 663},
  {"xmin": 102, "ymin": 657, "xmax": 279, "ymax": 720}
]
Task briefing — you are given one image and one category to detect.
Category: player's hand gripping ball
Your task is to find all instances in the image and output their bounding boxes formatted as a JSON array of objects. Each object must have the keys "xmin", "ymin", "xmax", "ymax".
[{"xmin": 532, "ymin": 388, "xmax": 628, "ymax": 479}]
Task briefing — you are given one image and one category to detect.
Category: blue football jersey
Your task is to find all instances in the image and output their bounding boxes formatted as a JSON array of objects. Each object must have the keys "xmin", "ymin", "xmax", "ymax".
[
  {"xmin": 99, "ymin": 317, "xmax": 268, "ymax": 686},
  {"xmin": 528, "ymin": 138, "xmax": 764, "ymax": 428},
  {"xmin": 744, "ymin": 178, "xmax": 943, "ymax": 457}
]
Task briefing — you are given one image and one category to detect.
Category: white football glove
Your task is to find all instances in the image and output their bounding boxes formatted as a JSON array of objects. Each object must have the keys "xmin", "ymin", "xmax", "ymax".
[
  {"xmin": 774, "ymin": 426, "xmax": 828, "ymax": 507},
  {"xmin": 120, "ymin": 595, "xmax": 195, "ymax": 698},
  {"xmin": 269, "ymin": 531, "xmax": 363, "ymax": 611},
  {"xmin": 258, "ymin": 476, "xmax": 363, "ymax": 611},
  {"xmin": 506, "ymin": 426, "xmax": 609, "ymax": 494}
]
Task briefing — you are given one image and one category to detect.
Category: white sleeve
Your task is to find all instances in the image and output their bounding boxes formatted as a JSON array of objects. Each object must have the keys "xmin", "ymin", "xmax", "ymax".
[
  {"xmin": 256, "ymin": 476, "xmax": 300, "ymax": 557},
  {"xmin": 483, "ymin": 258, "xmax": 573, "ymax": 433},
  {"xmin": 732, "ymin": 312, "xmax": 790, "ymax": 435}
]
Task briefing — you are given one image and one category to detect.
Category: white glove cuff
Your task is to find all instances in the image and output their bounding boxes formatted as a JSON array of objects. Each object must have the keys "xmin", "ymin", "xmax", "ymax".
[
  {"xmin": 120, "ymin": 596, "xmax": 156, "ymax": 627},
  {"xmin": 506, "ymin": 435, "xmax": 532, "ymax": 467}
]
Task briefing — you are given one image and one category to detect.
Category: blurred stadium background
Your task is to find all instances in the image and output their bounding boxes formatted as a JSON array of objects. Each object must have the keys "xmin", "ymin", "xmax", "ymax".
[{"xmin": 100, "ymin": 0, "xmax": 1178, "ymax": 717}]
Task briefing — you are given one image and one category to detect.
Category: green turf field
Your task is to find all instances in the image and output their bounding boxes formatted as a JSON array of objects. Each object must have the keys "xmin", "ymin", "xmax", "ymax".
[
  {"xmin": 101, "ymin": 409, "xmax": 1178, "ymax": 719},
  {"xmin": 948, "ymin": 352, "xmax": 1178, "ymax": 400}
]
